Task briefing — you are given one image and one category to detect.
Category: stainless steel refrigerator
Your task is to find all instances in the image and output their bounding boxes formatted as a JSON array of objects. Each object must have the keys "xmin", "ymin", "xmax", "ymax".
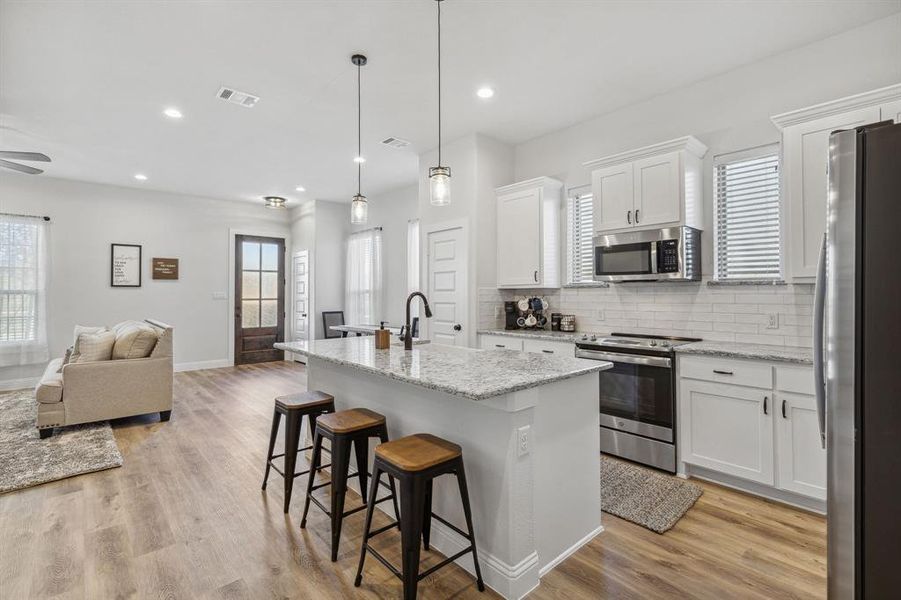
[{"xmin": 818, "ymin": 120, "xmax": 901, "ymax": 599}]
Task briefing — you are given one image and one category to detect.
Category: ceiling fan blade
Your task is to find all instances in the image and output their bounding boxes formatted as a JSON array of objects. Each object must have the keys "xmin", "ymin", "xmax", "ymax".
[
  {"xmin": 0, "ymin": 151, "xmax": 51, "ymax": 162},
  {"xmin": 0, "ymin": 159, "xmax": 43, "ymax": 175}
]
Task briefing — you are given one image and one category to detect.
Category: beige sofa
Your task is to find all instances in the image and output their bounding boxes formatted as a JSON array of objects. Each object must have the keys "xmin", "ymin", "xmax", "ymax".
[{"xmin": 35, "ymin": 319, "xmax": 174, "ymax": 438}]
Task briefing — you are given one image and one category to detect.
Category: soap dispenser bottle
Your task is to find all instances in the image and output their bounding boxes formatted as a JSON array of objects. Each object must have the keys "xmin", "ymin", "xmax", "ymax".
[{"xmin": 374, "ymin": 321, "xmax": 390, "ymax": 349}]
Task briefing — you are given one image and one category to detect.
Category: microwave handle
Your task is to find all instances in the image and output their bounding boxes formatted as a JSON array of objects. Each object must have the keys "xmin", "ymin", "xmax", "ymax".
[{"xmin": 650, "ymin": 241, "xmax": 658, "ymax": 274}]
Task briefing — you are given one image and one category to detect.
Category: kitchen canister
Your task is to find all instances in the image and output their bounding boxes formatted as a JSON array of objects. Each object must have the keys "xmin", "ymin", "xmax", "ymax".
[{"xmin": 559, "ymin": 315, "xmax": 576, "ymax": 332}]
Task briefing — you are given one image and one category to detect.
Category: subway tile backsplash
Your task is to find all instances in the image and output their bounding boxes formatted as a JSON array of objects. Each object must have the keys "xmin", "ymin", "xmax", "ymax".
[{"xmin": 479, "ymin": 279, "xmax": 814, "ymax": 348}]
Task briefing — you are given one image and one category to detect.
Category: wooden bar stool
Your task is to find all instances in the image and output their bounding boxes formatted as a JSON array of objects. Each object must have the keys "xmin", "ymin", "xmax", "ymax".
[
  {"xmin": 261, "ymin": 390, "xmax": 335, "ymax": 514},
  {"xmin": 354, "ymin": 433, "xmax": 485, "ymax": 600},
  {"xmin": 300, "ymin": 408, "xmax": 401, "ymax": 562}
]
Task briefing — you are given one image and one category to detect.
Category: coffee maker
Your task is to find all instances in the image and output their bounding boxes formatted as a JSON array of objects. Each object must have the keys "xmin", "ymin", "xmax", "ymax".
[{"xmin": 504, "ymin": 301, "xmax": 518, "ymax": 330}]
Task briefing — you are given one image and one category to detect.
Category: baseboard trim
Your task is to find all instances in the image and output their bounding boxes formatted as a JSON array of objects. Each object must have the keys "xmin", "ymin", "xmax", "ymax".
[
  {"xmin": 684, "ymin": 464, "xmax": 826, "ymax": 514},
  {"xmin": 0, "ymin": 376, "xmax": 39, "ymax": 391},
  {"xmin": 538, "ymin": 524, "xmax": 604, "ymax": 577},
  {"xmin": 174, "ymin": 359, "xmax": 232, "ymax": 372}
]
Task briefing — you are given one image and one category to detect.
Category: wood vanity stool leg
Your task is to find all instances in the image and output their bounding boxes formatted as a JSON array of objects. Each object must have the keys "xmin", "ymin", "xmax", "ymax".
[
  {"xmin": 261, "ymin": 408, "xmax": 282, "ymax": 491},
  {"xmin": 378, "ymin": 427, "xmax": 402, "ymax": 525},
  {"xmin": 354, "ymin": 463, "xmax": 383, "ymax": 588},
  {"xmin": 422, "ymin": 479, "xmax": 433, "ymax": 551},
  {"xmin": 282, "ymin": 411, "xmax": 302, "ymax": 514},
  {"xmin": 399, "ymin": 475, "xmax": 426, "ymax": 600},
  {"xmin": 299, "ymin": 429, "xmax": 323, "ymax": 529},
  {"xmin": 456, "ymin": 460, "xmax": 485, "ymax": 592},
  {"xmin": 329, "ymin": 433, "xmax": 351, "ymax": 562}
]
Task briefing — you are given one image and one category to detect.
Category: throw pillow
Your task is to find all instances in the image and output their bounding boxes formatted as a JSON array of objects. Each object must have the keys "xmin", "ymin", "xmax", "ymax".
[
  {"xmin": 70, "ymin": 329, "xmax": 116, "ymax": 363},
  {"xmin": 56, "ymin": 346, "xmax": 74, "ymax": 373},
  {"xmin": 112, "ymin": 322, "xmax": 158, "ymax": 360},
  {"xmin": 72, "ymin": 324, "xmax": 106, "ymax": 348}
]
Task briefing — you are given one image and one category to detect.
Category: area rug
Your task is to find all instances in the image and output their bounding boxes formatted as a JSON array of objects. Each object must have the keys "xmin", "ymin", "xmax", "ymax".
[
  {"xmin": 600, "ymin": 455, "xmax": 702, "ymax": 534},
  {"xmin": 0, "ymin": 389, "xmax": 122, "ymax": 494}
]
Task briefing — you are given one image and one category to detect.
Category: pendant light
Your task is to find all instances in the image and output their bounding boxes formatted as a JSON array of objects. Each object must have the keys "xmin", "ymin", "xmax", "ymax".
[
  {"xmin": 429, "ymin": 0, "xmax": 451, "ymax": 206},
  {"xmin": 351, "ymin": 54, "xmax": 368, "ymax": 224}
]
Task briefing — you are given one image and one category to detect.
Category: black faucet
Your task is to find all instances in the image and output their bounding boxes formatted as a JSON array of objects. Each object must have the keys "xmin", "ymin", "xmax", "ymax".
[{"xmin": 403, "ymin": 291, "xmax": 432, "ymax": 350}]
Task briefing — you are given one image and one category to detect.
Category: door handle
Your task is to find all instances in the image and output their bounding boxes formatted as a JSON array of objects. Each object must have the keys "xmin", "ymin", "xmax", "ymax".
[
  {"xmin": 813, "ymin": 234, "xmax": 827, "ymax": 449},
  {"xmin": 627, "ymin": 210, "xmax": 632, "ymax": 225},
  {"xmin": 763, "ymin": 396, "xmax": 768, "ymax": 415},
  {"xmin": 533, "ymin": 270, "xmax": 538, "ymax": 282},
  {"xmin": 635, "ymin": 209, "xmax": 640, "ymax": 223},
  {"xmin": 453, "ymin": 324, "xmax": 462, "ymax": 332}
]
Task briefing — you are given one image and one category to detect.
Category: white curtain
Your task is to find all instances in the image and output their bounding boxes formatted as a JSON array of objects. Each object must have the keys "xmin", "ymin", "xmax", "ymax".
[
  {"xmin": 407, "ymin": 219, "xmax": 420, "ymax": 295},
  {"xmin": 0, "ymin": 215, "xmax": 50, "ymax": 367},
  {"xmin": 345, "ymin": 228, "xmax": 383, "ymax": 325}
]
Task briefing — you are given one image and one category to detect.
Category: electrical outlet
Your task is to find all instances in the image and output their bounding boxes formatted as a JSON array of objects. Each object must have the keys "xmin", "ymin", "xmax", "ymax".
[
  {"xmin": 517, "ymin": 425, "xmax": 531, "ymax": 457},
  {"xmin": 766, "ymin": 313, "xmax": 778, "ymax": 329},
  {"xmin": 596, "ymin": 309, "xmax": 605, "ymax": 321}
]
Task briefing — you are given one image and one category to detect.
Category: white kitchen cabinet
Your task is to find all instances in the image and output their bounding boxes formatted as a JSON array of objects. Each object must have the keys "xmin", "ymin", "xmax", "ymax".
[
  {"xmin": 584, "ymin": 136, "xmax": 706, "ymax": 235},
  {"xmin": 479, "ymin": 334, "xmax": 523, "ymax": 351},
  {"xmin": 496, "ymin": 177, "xmax": 562, "ymax": 288},
  {"xmin": 772, "ymin": 84, "xmax": 901, "ymax": 282},
  {"xmin": 776, "ymin": 392, "xmax": 827, "ymax": 500},
  {"xmin": 522, "ymin": 338, "xmax": 574, "ymax": 357},
  {"xmin": 679, "ymin": 378, "xmax": 775, "ymax": 485}
]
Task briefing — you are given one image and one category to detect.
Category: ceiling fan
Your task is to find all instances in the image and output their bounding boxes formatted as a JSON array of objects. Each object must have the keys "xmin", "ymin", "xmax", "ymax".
[{"xmin": 0, "ymin": 151, "xmax": 51, "ymax": 175}]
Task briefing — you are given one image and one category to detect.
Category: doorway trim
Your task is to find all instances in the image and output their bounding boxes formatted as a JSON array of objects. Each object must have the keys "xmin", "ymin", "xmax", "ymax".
[{"xmin": 422, "ymin": 218, "xmax": 470, "ymax": 346}]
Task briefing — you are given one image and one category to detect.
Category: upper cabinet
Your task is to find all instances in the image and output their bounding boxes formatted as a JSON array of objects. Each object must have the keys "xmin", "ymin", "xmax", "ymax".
[
  {"xmin": 772, "ymin": 84, "xmax": 901, "ymax": 282},
  {"xmin": 585, "ymin": 136, "xmax": 707, "ymax": 235},
  {"xmin": 496, "ymin": 177, "xmax": 562, "ymax": 289}
]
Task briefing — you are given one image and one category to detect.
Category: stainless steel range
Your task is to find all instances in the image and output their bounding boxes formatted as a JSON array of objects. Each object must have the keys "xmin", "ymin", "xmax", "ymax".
[{"xmin": 575, "ymin": 332, "xmax": 701, "ymax": 473}]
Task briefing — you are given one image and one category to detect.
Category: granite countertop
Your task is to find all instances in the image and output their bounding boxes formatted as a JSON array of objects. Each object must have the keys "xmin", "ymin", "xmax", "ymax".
[
  {"xmin": 675, "ymin": 341, "xmax": 813, "ymax": 365},
  {"xmin": 477, "ymin": 329, "xmax": 589, "ymax": 342},
  {"xmin": 276, "ymin": 337, "xmax": 611, "ymax": 401}
]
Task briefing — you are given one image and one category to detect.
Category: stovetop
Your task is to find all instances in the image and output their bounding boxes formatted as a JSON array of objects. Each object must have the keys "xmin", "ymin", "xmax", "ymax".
[{"xmin": 576, "ymin": 332, "xmax": 702, "ymax": 352}]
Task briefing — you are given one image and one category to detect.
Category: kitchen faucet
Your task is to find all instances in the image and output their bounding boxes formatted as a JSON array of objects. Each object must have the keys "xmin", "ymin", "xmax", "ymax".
[{"xmin": 403, "ymin": 291, "xmax": 432, "ymax": 350}]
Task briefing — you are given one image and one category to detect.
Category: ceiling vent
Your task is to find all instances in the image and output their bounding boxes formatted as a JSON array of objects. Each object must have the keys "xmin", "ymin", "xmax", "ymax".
[
  {"xmin": 381, "ymin": 136, "xmax": 411, "ymax": 149},
  {"xmin": 217, "ymin": 86, "xmax": 260, "ymax": 108}
]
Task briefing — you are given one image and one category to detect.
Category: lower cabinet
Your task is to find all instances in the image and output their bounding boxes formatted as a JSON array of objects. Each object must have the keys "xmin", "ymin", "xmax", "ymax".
[
  {"xmin": 478, "ymin": 334, "xmax": 575, "ymax": 357},
  {"xmin": 678, "ymin": 355, "xmax": 825, "ymax": 503},
  {"xmin": 478, "ymin": 334, "xmax": 523, "ymax": 351}
]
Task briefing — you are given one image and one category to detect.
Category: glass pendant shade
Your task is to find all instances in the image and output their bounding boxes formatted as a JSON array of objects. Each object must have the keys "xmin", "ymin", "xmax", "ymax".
[
  {"xmin": 351, "ymin": 194, "xmax": 368, "ymax": 224},
  {"xmin": 429, "ymin": 166, "xmax": 451, "ymax": 206}
]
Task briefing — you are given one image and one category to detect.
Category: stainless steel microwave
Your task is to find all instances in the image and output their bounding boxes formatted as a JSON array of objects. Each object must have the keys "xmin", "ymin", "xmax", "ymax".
[{"xmin": 593, "ymin": 226, "xmax": 701, "ymax": 282}]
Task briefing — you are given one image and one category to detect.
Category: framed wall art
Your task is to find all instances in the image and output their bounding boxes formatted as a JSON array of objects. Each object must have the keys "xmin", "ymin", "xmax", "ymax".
[{"xmin": 111, "ymin": 243, "xmax": 142, "ymax": 287}]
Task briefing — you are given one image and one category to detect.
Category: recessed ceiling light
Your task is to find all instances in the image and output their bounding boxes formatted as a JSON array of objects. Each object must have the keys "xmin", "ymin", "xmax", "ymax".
[
  {"xmin": 263, "ymin": 196, "xmax": 287, "ymax": 209},
  {"xmin": 476, "ymin": 87, "xmax": 495, "ymax": 99},
  {"xmin": 163, "ymin": 107, "xmax": 183, "ymax": 119},
  {"xmin": 353, "ymin": 156, "xmax": 366, "ymax": 164},
  {"xmin": 134, "ymin": 173, "xmax": 148, "ymax": 181},
  {"xmin": 295, "ymin": 186, "xmax": 306, "ymax": 192}
]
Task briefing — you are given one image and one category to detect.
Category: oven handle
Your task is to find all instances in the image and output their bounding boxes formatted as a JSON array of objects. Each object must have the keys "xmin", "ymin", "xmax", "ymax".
[{"xmin": 575, "ymin": 349, "xmax": 671, "ymax": 368}]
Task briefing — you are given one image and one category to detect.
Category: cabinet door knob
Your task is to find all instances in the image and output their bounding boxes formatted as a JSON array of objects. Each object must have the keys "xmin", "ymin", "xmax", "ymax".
[
  {"xmin": 782, "ymin": 399, "xmax": 787, "ymax": 419},
  {"xmin": 635, "ymin": 209, "xmax": 640, "ymax": 223},
  {"xmin": 533, "ymin": 270, "xmax": 538, "ymax": 282},
  {"xmin": 763, "ymin": 396, "xmax": 768, "ymax": 415},
  {"xmin": 627, "ymin": 210, "xmax": 632, "ymax": 225},
  {"xmin": 453, "ymin": 324, "xmax": 462, "ymax": 332}
]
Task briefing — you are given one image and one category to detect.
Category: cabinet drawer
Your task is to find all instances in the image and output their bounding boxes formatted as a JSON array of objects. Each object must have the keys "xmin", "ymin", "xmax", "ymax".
[
  {"xmin": 479, "ymin": 335, "xmax": 523, "ymax": 351},
  {"xmin": 775, "ymin": 365, "xmax": 815, "ymax": 395},
  {"xmin": 522, "ymin": 339, "xmax": 574, "ymax": 357},
  {"xmin": 679, "ymin": 355, "xmax": 773, "ymax": 389}
]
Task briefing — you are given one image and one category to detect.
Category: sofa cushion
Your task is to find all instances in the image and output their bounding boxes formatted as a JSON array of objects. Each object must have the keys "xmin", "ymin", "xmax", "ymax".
[
  {"xmin": 70, "ymin": 329, "xmax": 116, "ymax": 363},
  {"xmin": 35, "ymin": 358, "xmax": 64, "ymax": 404},
  {"xmin": 112, "ymin": 322, "xmax": 158, "ymax": 359},
  {"xmin": 73, "ymin": 324, "xmax": 106, "ymax": 346}
]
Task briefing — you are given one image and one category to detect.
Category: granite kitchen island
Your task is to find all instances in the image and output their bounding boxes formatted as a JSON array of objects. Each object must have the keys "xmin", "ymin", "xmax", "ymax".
[{"xmin": 275, "ymin": 337, "xmax": 610, "ymax": 599}]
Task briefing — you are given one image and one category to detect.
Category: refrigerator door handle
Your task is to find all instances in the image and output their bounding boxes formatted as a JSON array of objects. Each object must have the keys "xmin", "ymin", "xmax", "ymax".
[{"xmin": 813, "ymin": 233, "xmax": 827, "ymax": 449}]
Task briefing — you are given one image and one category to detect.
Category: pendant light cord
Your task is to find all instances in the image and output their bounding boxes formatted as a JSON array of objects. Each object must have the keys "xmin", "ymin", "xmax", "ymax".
[
  {"xmin": 357, "ymin": 60, "xmax": 362, "ymax": 196},
  {"xmin": 437, "ymin": 0, "xmax": 442, "ymax": 166}
]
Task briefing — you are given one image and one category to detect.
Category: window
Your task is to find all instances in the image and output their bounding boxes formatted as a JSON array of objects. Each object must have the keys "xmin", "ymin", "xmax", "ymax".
[
  {"xmin": 345, "ymin": 228, "xmax": 382, "ymax": 325},
  {"xmin": 406, "ymin": 219, "xmax": 420, "ymax": 295},
  {"xmin": 565, "ymin": 187, "xmax": 594, "ymax": 285},
  {"xmin": 0, "ymin": 214, "xmax": 49, "ymax": 366},
  {"xmin": 714, "ymin": 146, "xmax": 782, "ymax": 281}
]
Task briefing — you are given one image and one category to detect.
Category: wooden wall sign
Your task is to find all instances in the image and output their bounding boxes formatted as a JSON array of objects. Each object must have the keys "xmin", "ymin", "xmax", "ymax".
[{"xmin": 152, "ymin": 257, "xmax": 179, "ymax": 280}]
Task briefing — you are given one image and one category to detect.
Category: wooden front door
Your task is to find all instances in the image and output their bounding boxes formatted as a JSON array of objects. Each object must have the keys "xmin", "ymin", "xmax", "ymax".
[{"xmin": 235, "ymin": 235, "xmax": 285, "ymax": 365}]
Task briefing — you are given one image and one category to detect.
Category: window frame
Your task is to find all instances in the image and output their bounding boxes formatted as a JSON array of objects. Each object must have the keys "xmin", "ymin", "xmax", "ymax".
[
  {"xmin": 712, "ymin": 144, "xmax": 784, "ymax": 284},
  {"xmin": 0, "ymin": 218, "xmax": 42, "ymax": 344},
  {"xmin": 564, "ymin": 185, "xmax": 602, "ymax": 287}
]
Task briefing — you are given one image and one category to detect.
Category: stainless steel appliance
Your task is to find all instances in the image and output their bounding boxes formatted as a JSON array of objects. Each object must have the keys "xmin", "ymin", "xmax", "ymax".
[
  {"xmin": 575, "ymin": 332, "xmax": 700, "ymax": 472},
  {"xmin": 820, "ymin": 121, "xmax": 901, "ymax": 599},
  {"xmin": 593, "ymin": 226, "xmax": 700, "ymax": 282}
]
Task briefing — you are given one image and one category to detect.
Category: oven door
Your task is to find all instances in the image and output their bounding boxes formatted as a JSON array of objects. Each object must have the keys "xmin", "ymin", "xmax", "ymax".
[
  {"xmin": 593, "ymin": 241, "xmax": 657, "ymax": 281},
  {"xmin": 577, "ymin": 349, "xmax": 674, "ymax": 442}
]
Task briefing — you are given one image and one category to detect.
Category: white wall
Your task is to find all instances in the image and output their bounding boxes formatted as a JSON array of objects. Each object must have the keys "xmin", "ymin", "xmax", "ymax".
[
  {"xmin": 313, "ymin": 200, "xmax": 348, "ymax": 338},
  {"xmin": 0, "ymin": 175, "xmax": 290, "ymax": 384}
]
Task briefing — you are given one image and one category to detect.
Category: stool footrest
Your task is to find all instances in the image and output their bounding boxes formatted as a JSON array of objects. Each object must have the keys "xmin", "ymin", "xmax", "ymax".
[
  {"xmin": 417, "ymin": 547, "xmax": 475, "ymax": 582},
  {"xmin": 267, "ymin": 461, "xmax": 332, "ymax": 480},
  {"xmin": 365, "ymin": 520, "xmax": 400, "ymax": 540},
  {"xmin": 430, "ymin": 513, "xmax": 470, "ymax": 540},
  {"xmin": 308, "ymin": 496, "xmax": 370, "ymax": 520},
  {"xmin": 365, "ymin": 547, "xmax": 403, "ymax": 580}
]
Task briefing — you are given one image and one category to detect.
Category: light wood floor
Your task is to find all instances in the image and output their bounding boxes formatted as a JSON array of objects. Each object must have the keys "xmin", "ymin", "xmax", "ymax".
[{"xmin": 0, "ymin": 361, "xmax": 826, "ymax": 599}]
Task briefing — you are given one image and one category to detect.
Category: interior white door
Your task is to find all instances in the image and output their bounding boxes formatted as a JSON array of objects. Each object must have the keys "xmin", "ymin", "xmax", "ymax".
[
  {"xmin": 496, "ymin": 188, "xmax": 541, "ymax": 287},
  {"xmin": 784, "ymin": 106, "xmax": 881, "ymax": 279},
  {"xmin": 426, "ymin": 225, "xmax": 467, "ymax": 346},
  {"xmin": 633, "ymin": 151, "xmax": 681, "ymax": 227},
  {"xmin": 292, "ymin": 250, "xmax": 310, "ymax": 351},
  {"xmin": 591, "ymin": 163, "xmax": 634, "ymax": 232},
  {"xmin": 776, "ymin": 392, "xmax": 827, "ymax": 500}
]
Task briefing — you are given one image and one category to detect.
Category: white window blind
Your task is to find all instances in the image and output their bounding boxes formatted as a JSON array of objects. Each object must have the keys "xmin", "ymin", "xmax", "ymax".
[
  {"xmin": 566, "ymin": 189, "xmax": 594, "ymax": 284},
  {"xmin": 345, "ymin": 228, "xmax": 383, "ymax": 325},
  {"xmin": 714, "ymin": 147, "xmax": 782, "ymax": 281}
]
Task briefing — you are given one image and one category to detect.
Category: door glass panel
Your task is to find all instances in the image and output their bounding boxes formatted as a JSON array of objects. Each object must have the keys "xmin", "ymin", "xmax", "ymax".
[
  {"xmin": 599, "ymin": 362, "xmax": 673, "ymax": 428},
  {"xmin": 242, "ymin": 272, "xmax": 260, "ymax": 299},
  {"xmin": 261, "ymin": 244, "xmax": 278, "ymax": 271},
  {"xmin": 261, "ymin": 272, "xmax": 278, "ymax": 299},
  {"xmin": 243, "ymin": 242, "xmax": 260, "ymax": 270},
  {"xmin": 242, "ymin": 300, "xmax": 260, "ymax": 328},
  {"xmin": 260, "ymin": 300, "xmax": 278, "ymax": 327}
]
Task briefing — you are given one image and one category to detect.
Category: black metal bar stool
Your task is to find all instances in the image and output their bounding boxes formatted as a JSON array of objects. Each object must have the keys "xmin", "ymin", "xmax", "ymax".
[
  {"xmin": 261, "ymin": 390, "xmax": 335, "ymax": 513},
  {"xmin": 300, "ymin": 408, "xmax": 401, "ymax": 562},
  {"xmin": 354, "ymin": 433, "xmax": 485, "ymax": 600}
]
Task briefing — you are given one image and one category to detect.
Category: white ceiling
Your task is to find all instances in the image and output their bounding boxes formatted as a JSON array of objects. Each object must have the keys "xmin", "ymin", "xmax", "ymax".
[{"xmin": 1, "ymin": 0, "xmax": 899, "ymax": 206}]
